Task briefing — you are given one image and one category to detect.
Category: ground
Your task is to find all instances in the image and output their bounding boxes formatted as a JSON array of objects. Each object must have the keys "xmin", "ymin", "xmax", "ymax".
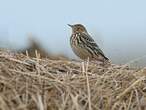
[{"xmin": 0, "ymin": 49, "xmax": 146, "ymax": 110}]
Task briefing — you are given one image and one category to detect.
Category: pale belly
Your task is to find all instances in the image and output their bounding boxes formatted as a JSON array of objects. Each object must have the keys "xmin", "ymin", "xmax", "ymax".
[
  {"xmin": 71, "ymin": 45, "xmax": 105, "ymax": 62},
  {"xmin": 71, "ymin": 45, "xmax": 93, "ymax": 60}
]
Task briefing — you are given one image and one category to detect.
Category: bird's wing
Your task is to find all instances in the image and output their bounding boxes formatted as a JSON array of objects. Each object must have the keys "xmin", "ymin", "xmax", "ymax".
[{"xmin": 80, "ymin": 32, "xmax": 108, "ymax": 60}]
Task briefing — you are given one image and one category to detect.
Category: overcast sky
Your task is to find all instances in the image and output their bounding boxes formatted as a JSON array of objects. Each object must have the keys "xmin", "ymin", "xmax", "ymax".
[{"xmin": 0, "ymin": 0, "xmax": 146, "ymax": 65}]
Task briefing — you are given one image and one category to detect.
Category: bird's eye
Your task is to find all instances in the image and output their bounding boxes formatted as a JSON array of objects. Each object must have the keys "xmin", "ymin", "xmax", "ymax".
[
  {"xmin": 78, "ymin": 28, "xmax": 82, "ymax": 31},
  {"xmin": 76, "ymin": 28, "xmax": 80, "ymax": 31}
]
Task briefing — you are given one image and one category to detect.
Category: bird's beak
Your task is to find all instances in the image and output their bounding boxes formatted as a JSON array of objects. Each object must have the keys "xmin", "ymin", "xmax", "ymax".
[{"xmin": 68, "ymin": 24, "xmax": 73, "ymax": 28}]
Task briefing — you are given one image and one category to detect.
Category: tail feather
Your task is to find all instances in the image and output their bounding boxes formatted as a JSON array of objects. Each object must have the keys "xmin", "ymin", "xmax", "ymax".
[{"xmin": 104, "ymin": 56, "xmax": 109, "ymax": 60}]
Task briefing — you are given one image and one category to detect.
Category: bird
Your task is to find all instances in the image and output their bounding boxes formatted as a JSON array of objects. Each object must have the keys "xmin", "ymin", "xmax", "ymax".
[{"xmin": 68, "ymin": 24, "xmax": 109, "ymax": 63}]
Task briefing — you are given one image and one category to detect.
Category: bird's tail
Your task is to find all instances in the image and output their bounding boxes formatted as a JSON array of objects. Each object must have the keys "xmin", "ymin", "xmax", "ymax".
[
  {"xmin": 103, "ymin": 57, "xmax": 111, "ymax": 66},
  {"xmin": 104, "ymin": 56, "xmax": 109, "ymax": 61}
]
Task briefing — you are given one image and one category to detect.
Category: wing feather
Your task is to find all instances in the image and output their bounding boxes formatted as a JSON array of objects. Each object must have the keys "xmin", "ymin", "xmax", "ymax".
[{"xmin": 80, "ymin": 32, "xmax": 108, "ymax": 60}]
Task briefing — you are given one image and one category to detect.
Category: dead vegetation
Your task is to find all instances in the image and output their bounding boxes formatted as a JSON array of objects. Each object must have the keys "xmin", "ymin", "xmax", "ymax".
[{"xmin": 0, "ymin": 49, "xmax": 146, "ymax": 110}]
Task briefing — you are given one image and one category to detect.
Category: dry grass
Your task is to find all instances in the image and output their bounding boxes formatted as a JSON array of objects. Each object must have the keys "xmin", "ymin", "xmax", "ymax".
[{"xmin": 0, "ymin": 49, "xmax": 146, "ymax": 110}]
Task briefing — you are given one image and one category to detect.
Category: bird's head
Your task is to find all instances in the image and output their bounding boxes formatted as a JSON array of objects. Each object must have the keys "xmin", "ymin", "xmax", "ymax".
[{"xmin": 68, "ymin": 24, "xmax": 87, "ymax": 33}]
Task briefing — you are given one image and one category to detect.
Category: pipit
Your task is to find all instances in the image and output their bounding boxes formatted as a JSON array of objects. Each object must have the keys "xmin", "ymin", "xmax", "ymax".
[{"xmin": 68, "ymin": 24, "xmax": 109, "ymax": 63}]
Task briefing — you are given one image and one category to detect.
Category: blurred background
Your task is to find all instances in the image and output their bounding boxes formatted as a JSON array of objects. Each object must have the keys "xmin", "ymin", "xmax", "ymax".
[{"xmin": 0, "ymin": 0, "xmax": 146, "ymax": 66}]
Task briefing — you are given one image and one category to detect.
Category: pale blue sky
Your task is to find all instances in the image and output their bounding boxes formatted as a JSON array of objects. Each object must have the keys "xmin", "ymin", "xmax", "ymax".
[{"xmin": 0, "ymin": 0, "xmax": 146, "ymax": 64}]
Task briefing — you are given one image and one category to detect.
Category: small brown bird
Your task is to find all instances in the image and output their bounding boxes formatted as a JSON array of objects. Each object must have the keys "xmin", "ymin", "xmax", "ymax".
[{"xmin": 68, "ymin": 24, "xmax": 109, "ymax": 63}]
